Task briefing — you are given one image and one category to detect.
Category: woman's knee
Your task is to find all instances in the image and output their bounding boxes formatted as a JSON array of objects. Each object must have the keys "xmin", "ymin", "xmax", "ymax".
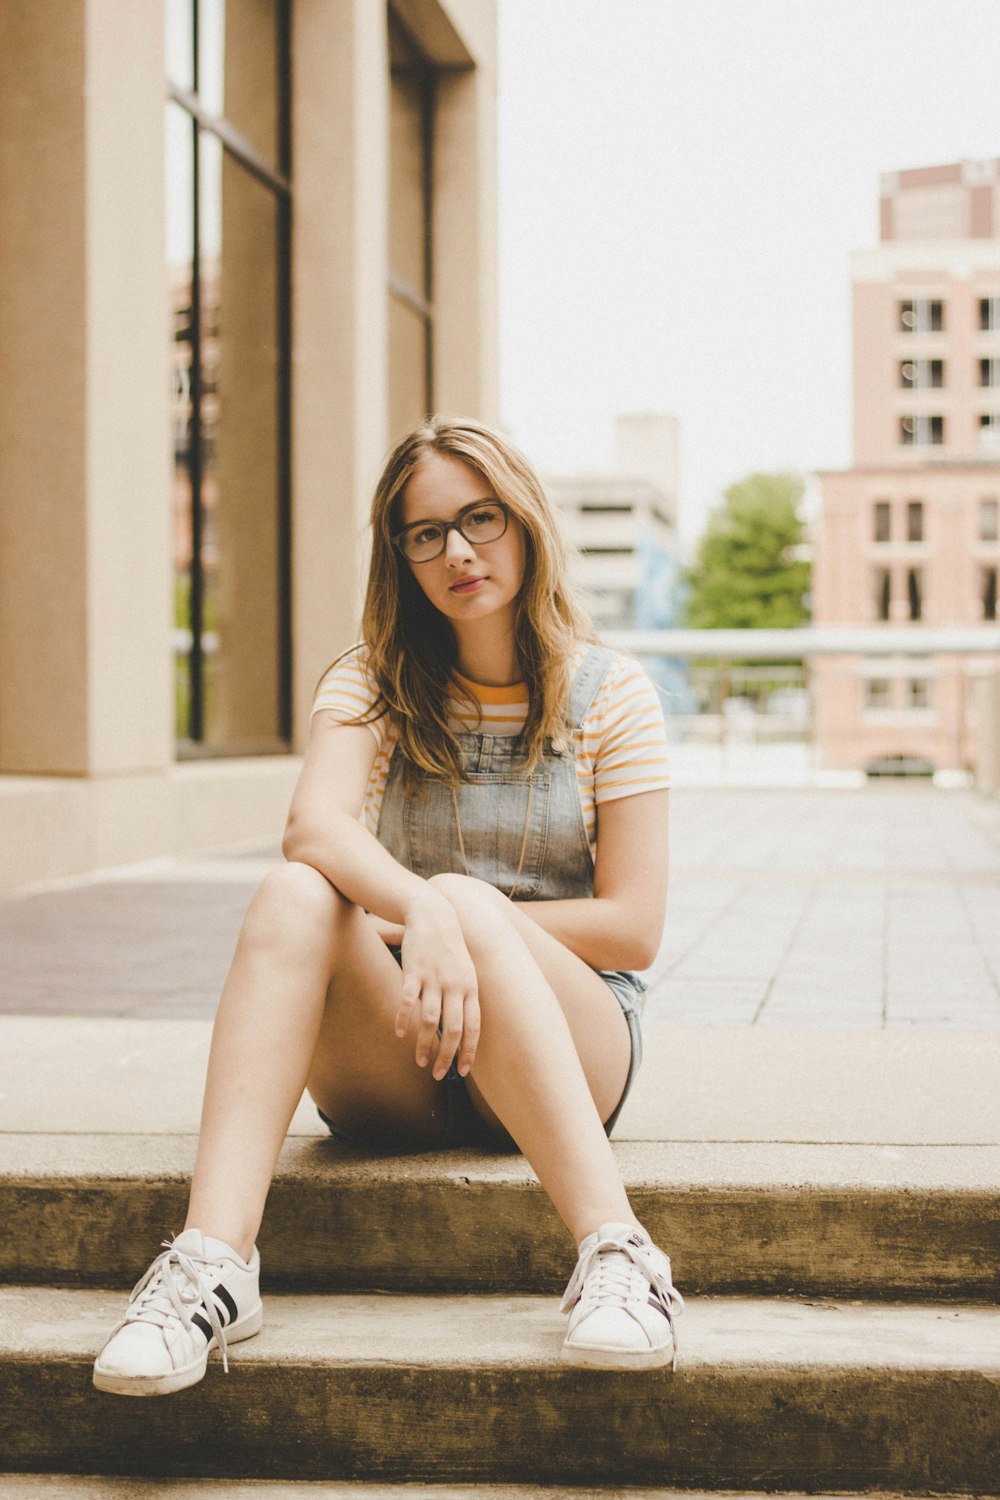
[
  {"xmin": 241, "ymin": 860, "xmax": 353, "ymax": 951},
  {"xmin": 427, "ymin": 871, "xmax": 508, "ymax": 920},
  {"xmin": 426, "ymin": 872, "xmax": 515, "ymax": 952}
]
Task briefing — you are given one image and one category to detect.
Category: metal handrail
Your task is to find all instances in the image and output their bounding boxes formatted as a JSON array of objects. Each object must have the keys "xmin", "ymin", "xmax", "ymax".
[{"xmin": 603, "ymin": 627, "xmax": 1000, "ymax": 659}]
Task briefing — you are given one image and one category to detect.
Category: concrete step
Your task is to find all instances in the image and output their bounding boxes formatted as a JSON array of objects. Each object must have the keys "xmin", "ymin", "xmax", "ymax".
[
  {"xmin": 4, "ymin": 1135, "xmax": 1000, "ymax": 1299},
  {"xmin": 0, "ymin": 1482, "xmax": 959, "ymax": 1494},
  {"xmin": 0, "ymin": 1487, "xmax": 953, "ymax": 1500},
  {"xmin": 2, "ymin": 1288, "xmax": 1000, "ymax": 1489}
]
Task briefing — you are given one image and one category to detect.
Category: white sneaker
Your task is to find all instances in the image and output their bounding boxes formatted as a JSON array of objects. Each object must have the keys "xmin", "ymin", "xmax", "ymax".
[
  {"xmin": 560, "ymin": 1221, "xmax": 684, "ymax": 1370},
  {"xmin": 93, "ymin": 1228, "xmax": 263, "ymax": 1396}
]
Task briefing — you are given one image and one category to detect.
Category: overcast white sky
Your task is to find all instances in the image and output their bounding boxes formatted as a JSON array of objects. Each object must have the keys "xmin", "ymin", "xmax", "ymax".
[{"xmin": 497, "ymin": 0, "xmax": 1000, "ymax": 547}]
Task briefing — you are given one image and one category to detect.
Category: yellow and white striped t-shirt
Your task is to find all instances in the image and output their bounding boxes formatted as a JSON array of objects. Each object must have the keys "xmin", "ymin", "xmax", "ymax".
[{"xmin": 310, "ymin": 644, "xmax": 670, "ymax": 861}]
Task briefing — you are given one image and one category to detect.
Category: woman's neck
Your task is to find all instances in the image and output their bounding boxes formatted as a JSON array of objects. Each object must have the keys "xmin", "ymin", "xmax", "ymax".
[{"xmin": 453, "ymin": 619, "xmax": 522, "ymax": 687}]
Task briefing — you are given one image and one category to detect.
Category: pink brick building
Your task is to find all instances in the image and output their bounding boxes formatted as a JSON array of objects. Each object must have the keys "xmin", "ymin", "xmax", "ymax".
[{"xmin": 814, "ymin": 159, "xmax": 1000, "ymax": 772}]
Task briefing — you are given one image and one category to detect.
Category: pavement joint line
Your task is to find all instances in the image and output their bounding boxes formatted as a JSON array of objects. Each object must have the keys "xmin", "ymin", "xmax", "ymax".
[{"xmin": 751, "ymin": 879, "xmax": 822, "ymax": 1027}]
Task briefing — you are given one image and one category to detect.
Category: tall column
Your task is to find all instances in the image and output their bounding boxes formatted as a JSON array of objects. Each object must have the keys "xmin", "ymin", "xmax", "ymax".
[
  {"xmin": 433, "ymin": 36, "xmax": 499, "ymax": 424},
  {"xmin": 291, "ymin": 0, "xmax": 390, "ymax": 750},
  {"xmin": 0, "ymin": 0, "xmax": 173, "ymax": 776}
]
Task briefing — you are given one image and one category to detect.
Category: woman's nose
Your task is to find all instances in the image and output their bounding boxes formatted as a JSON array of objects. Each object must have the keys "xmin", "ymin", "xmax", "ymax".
[{"xmin": 444, "ymin": 525, "xmax": 475, "ymax": 562}]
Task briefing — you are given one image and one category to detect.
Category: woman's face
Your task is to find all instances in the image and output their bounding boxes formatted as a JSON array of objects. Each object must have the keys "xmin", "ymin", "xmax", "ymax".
[{"xmin": 397, "ymin": 450, "xmax": 527, "ymax": 632}]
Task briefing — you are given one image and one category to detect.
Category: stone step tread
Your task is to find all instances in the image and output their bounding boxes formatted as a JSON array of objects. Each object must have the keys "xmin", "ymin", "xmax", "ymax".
[
  {"xmin": 5, "ymin": 1287, "xmax": 1000, "ymax": 1369},
  {"xmin": 5, "ymin": 1136, "xmax": 999, "ymax": 1300},
  {"xmin": 7, "ymin": 1133, "xmax": 1000, "ymax": 1187},
  {"xmin": 5, "ymin": 1293, "xmax": 1000, "ymax": 1490},
  {"xmin": 0, "ymin": 1486, "xmax": 959, "ymax": 1500},
  {"xmin": 0, "ymin": 1487, "xmax": 950, "ymax": 1500}
]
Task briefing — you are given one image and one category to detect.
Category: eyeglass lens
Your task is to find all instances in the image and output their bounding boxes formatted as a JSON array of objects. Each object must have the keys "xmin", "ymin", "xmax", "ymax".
[{"xmin": 399, "ymin": 503, "xmax": 506, "ymax": 562}]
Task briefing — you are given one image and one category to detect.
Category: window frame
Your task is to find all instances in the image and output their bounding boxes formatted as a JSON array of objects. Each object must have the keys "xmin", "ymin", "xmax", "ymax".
[{"xmin": 166, "ymin": 1, "xmax": 293, "ymax": 756}]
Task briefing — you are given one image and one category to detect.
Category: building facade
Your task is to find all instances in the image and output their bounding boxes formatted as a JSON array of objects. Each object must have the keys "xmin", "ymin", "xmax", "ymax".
[
  {"xmin": 547, "ymin": 414, "xmax": 681, "ymax": 633},
  {"xmin": 0, "ymin": 0, "xmax": 498, "ymax": 893},
  {"xmin": 814, "ymin": 159, "xmax": 1000, "ymax": 772}
]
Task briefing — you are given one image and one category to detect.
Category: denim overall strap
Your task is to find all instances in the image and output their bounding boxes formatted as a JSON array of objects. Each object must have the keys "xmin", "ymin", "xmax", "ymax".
[
  {"xmin": 375, "ymin": 647, "xmax": 617, "ymax": 901},
  {"xmin": 567, "ymin": 644, "xmax": 618, "ymax": 729}
]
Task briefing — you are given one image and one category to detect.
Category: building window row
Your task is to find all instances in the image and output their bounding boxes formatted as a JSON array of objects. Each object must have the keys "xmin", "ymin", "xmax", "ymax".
[
  {"xmin": 872, "ymin": 497, "xmax": 998, "ymax": 544},
  {"xmin": 871, "ymin": 563, "xmax": 996, "ymax": 621},
  {"xmin": 863, "ymin": 677, "xmax": 935, "ymax": 712},
  {"xmin": 872, "ymin": 565, "xmax": 924, "ymax": 621},
  {"xmin": 896, "ymin": 358, "xmax": 1000, "ymax": 388},
  {"xmin": 899, "ymin": 414, "xmax": 944, "ymax": 445},
  {"xmin": 898, "ymin": 298, "xmax": 1000, "ymax": 333},
  {"xmin": 899, "ymin": 299, "xmax": 943, "ymax": 333},
  {"xmin": 873, "ymin": 498, "xmax": 924, "ymax": 543},
  {"xmin": 899, "ymin": 358, "xmax": 943, "ymax": 389}
]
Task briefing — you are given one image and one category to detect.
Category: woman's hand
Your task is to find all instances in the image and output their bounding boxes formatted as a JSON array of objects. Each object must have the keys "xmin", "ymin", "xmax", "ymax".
[
  {"xmin": 367, "ymin": 913, "xmax": 405, "ymax": 947},
  {"xmin": 394, "ymin": 893, "xmax": 480, "ymax": 1080}
]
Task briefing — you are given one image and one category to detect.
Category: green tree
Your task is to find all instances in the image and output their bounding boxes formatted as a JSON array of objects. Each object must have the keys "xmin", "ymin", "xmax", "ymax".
[{"xmin": 684, "ymin": 472, "xmax": 811, "ymax": 630}]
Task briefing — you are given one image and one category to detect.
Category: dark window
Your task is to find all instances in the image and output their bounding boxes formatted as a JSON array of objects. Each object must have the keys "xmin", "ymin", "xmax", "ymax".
[
  {"xmin": 906, "ymin": 500, "xmax": 924, "ymax": 543},
  {"xmin": 899, "ymin": 298, "xmax": 944, "ymax": 332},
  {"xmin": 865, "ymin": 678, "xmax": 891, "ymax": 710},
  {"xmin": 907, "ymin": 567, "xmax": 923, "ymax": 621},
  {"xmin": 980, "ymin": 358, "xmax": 1000, "ymax": 388},
  {"xmin": 980, "ymin": 498, "xmax": 999, "ymax": 542},
  {"xmin": 900, "ymin": 415, "xmax": 944, "ymax": 445},
  {"xmin": 980, "ymin": 414, "xmax": 1000, "ymax": 446},
  {"xmin": 980, "ymin": 297, "xmax": 1000, "ymax": 332},
  {"xmin": 873, "ymin": 501, "xmax": 891, "ymax": 542},
  {"xmin": 874, "ymin": 567, "xmax": 891, "ymax": 621},
  {"xmin": 983, "ymin": 567, "xmax": 998, "ymax": 621},
  {"xmin": 899, "ymin": 358, "xmax": 944, "ymax": 388},
  {"xmin": 166, "ymin": 0, "xmax": 292, "ymax": 756},
  {"xmin": 388, "ymin": 14, "xmax": 435, "ymax": 445},
  {"xmin": 907, "ymin": 678, "xmax": 932, "ymax": 710}
]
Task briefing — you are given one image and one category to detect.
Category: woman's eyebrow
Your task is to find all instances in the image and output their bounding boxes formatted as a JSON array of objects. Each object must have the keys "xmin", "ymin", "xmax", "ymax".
[{"xmin": 399, "ymin": 497, "xmax": 498, "ymax": 527}]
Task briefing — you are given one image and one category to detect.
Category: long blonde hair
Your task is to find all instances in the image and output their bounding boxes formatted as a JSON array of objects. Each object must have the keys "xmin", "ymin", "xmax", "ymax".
[{"xmin": 345, "ymin": 415, "xmax": 592, "ymax": 781}]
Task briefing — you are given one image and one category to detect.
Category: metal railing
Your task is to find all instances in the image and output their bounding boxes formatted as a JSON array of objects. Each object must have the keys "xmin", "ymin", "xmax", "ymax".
[{"xmin": 601, "ymin": 626, "xmax": 1000, "ymax": 786}]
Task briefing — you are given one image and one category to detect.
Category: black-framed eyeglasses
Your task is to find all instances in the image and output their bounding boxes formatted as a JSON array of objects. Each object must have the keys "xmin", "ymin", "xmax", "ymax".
[{"xmin": 392, "ymin": 500, "xmax": 509, "ymax": 564}]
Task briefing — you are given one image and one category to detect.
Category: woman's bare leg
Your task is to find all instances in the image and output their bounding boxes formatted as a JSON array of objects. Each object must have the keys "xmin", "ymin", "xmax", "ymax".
[
  {"xmin": 425, "ymin": 873, "xmax": 640, "ymax": 1243},
  {"xmin": 184, "ymin": 861, "xmax": 443, "ymax": 1258}
]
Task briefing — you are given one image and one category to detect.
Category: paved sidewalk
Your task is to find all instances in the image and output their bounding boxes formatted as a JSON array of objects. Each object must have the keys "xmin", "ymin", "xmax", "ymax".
[
  {"xmin": 1, "ymin": 783, "xmax": 998, "ymax": 1148},
  {"xmin": 1, "ymin": 782, "xmax": 998, "ymax": 1028}
]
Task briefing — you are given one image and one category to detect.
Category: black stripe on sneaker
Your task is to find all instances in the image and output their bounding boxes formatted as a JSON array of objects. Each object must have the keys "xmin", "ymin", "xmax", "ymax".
[
  {"xmin": 191, "ymin": 1311, "xmax": 213, "ymax": 1341},
  {"xmin": 213, "ymin": 1283, "xmax": 238, "ymax": 1324}
]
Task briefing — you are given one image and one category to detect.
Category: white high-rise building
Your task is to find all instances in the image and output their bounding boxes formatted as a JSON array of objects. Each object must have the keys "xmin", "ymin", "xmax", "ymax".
[{"xmin": 547, "ymin": 414, "xmax": 680, "ymax": 631}]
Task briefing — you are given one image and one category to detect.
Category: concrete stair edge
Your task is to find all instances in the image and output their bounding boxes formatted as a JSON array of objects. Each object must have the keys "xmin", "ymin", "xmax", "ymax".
[
  {"xmin": 2, "ymin": 1289, "xmax": 1000, "ymax": 1489},
  {"xmin": 4, "ymin": 1135, "xmax": 1000, "ymax": 1299}
]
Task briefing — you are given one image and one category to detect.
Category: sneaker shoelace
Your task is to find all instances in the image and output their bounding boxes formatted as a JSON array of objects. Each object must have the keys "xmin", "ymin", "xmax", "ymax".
[
  {"xmin": 560, "ymin": 1231, "xmax": 685, "ymax": 1369},
  {"xmin": 117, "ymin": 1239, "xmax": 233, "ymax": 1373}
]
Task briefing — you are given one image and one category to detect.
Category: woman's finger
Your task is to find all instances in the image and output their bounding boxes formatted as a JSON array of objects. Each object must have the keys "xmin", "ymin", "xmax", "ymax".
[
  {"xmin": 432, "ymin": 988, "xmax": 466, "ymax": 1081},
  {"xmin": 456, "ymin": 992, "xmax": 481, "ymax": 1077},
  {"xmin": 414, "ymin": 983, "xmax": 442, "ymax": 1068},
  {"xmin": 394, "ymin": 973, "xmax": 421, "ymax": 1038}
]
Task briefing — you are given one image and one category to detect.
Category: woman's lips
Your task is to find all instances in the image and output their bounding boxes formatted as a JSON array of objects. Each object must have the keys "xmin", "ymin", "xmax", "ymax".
[{"xmin": 450, "ymin": 576, "xmax": 485, "ymax": 593}]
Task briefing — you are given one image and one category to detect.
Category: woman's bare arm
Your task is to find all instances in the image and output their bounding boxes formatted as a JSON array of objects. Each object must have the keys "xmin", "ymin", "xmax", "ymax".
[
  {"xmin": 282, "ymin": 712, "xmax": 479, "ymax": 1060},
  {"xmin": 515, "ymin": 789, "xmax": 669, "ymax": 971}
]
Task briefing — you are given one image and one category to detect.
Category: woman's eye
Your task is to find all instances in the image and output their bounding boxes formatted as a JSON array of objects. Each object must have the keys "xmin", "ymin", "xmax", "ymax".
[
  {"xmin": 414, "ymin": 526, "xmax": 442, "ymax": 546},
  {"xmin": 467, "ymin": 508, "xmax": 498, "ymax": 528}
]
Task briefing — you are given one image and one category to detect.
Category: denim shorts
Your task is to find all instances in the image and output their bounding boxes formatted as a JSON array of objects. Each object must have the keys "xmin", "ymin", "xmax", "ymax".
[{"xmin": 317, "ymin": 962, "xmax": 646, "ymax": 1150}]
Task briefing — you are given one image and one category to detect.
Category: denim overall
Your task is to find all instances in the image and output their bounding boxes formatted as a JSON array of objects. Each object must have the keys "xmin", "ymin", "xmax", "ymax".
[{"xmin": 374, "ymin": 644, "xmax": 646, "ymax": 1144}]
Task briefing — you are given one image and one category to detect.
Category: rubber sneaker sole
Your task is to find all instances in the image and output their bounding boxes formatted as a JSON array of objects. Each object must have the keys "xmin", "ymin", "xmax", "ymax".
[
  {"xmin": 559, "ymin": 1331, "xmax": 675, "ymax": 1370},
  {"xmin": 92, "ymin": 1302, "xmax": 263, "ymax": 1397}
]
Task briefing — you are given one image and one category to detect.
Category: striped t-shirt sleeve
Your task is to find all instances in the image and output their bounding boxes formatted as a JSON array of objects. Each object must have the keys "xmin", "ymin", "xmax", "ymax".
[
  {"xmin": 310, "ymin": 647, "xmax": 388, "ymax": 751},
  {"xmin": 584, "ymin": 656, "xmax": 671, "ymax": 804}
]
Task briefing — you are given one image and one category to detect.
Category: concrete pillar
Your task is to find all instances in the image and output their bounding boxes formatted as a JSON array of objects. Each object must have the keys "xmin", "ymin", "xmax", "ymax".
[
  {"xmin": 0, "ymin": 0, "xmax": 173, "ymax": 776},
  {"xmin": 974, "ymin": 669, "xmax": 1000, "ymax": 794},
  {"xmin": 433, "ymin": 41, "xmax": 499, "ymax": 423},
  {"xmin": 291, "ymin": 0, "xmax": 390, "ymax": 750}
]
